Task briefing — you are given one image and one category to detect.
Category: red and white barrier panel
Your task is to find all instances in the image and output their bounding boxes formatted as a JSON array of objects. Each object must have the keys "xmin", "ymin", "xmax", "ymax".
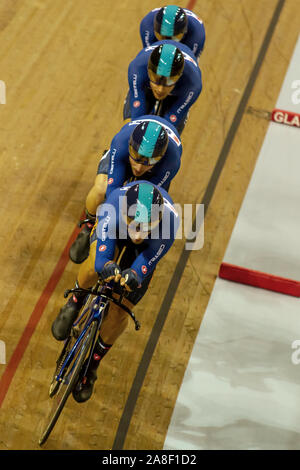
[
  {"xmin": 271, "ymin": 109, "xmax": 300, "ymax": 128},
  {"xmin": 219, "ymin": 263, "xmax": 300, "ymax": 297}
]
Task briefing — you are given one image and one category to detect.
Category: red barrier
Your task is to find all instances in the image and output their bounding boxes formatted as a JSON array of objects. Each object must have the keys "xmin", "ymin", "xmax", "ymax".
[{"xmin": 219, "ymin": 262, "xmax": 300, "ymax": 297}]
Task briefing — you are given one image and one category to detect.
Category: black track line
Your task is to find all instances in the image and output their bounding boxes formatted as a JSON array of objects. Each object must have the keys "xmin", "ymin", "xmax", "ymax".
[{"xmin": 112, "ymin": 0, "xmax": 285, "ymax": 450}]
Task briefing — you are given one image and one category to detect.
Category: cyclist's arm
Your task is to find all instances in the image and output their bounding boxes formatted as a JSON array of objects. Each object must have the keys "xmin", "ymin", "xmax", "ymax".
[
  {"xmin": 94, "ymin": 238, "xmax": 117, "ymax": 275},
  {"xmin": 184, "ymin": 14, "xmax": 206, "ymax": 58},
  {"xmin": 128, "ymin": 61, "xmax": 149, "ymax": 119},
  {"xmin": 94, "ymin": 198, "xmax": 119, "ymax": 273},
  {"xmin": 149, "ymin": 157, "xmax": 180, "ymax": 191},
  {"xmin": 132, "ymin": 202, "xmax": 180, "ymax": 284},
  {"xmin": 130, "ymin": 234, "xmax": 175, "ymax": 283},
  {"xmin": 164, "ymin": 78, "xmax": 202, "ymax": 127},
  {"xmin": 105, "ymin": 136, "xmax": 129, "ymax": 199},
  {"xmin": 139, "ymin": 12, "xmax": 156, "ymax": 48}
]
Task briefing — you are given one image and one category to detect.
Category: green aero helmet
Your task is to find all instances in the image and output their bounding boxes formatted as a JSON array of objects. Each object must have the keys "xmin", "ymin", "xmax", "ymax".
[
  {"xmin": 123, "ymin": 182, "xmax": 164, "ymax": 233},
  {"xmin": 129, "ymin": 120, "xmax": 169, "ymax": 166},
  {"xmin": 148, "ymin": 43, "xmax": 184, "ymax": 87},
  {"xmin": 154, "ymin": 6, "xmax": 188, "ymax": 41}
]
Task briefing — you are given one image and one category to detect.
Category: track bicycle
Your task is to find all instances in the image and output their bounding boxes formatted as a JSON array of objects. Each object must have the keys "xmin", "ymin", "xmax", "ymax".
[{"xmin": 39, "ymin": 282, "xmax": 140, "ymax": 446}]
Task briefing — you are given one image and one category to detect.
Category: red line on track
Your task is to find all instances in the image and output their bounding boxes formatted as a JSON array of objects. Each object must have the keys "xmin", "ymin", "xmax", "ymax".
[
  {"xmin": 0, "ymin": 213, "xmax": 84, "ymax": 407},
  {"xmin": 186, "ymin": 0, "xmax": 197, "ymax": 10}
]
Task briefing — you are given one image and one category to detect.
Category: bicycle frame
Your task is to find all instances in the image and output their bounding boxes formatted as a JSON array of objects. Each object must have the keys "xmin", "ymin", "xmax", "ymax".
[
  {"xmin": 53, "ymin": 284, "xmax": 140, "ymax": 387},
  {"xmin": 55, "ymin": 294, "xmax": 108, "ymax": 385}
]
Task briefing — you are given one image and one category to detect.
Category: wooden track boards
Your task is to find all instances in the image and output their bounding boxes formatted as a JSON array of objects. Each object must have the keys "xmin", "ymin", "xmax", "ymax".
[{"xmin": 0, "ymin": 0, "xmax": 299, "ymax": 450}]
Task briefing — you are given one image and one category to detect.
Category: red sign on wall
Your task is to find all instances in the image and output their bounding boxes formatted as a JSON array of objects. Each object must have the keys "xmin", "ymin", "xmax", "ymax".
[{"xmin": 271, "ymin": 109, "xmax": 300, "ymax": 128}]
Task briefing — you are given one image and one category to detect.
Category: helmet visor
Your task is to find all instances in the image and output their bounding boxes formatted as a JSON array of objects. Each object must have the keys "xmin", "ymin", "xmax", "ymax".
[
  {"xmin": 129, "ymin": 143, "xmax": 163, "ymax": 166},
  {"xmin": 127, "ymin": 219, "xmax": 153, "ymax": 234},
  {"xmin": 154, "ymin": 31, "xmax": 185, "ymax": 42},
  {"xmin": 126, "ymin": 211, "xmax": 162, "ymax": 233},
  {"xmin": 148, "ymin": 68, "xmax": 181, "ymax": 87}
]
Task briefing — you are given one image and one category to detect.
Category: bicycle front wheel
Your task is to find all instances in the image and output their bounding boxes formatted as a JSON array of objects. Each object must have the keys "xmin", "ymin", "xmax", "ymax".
[{"xmin": 39, "ymin": 320, "xmax": 98, "ymax": 446}]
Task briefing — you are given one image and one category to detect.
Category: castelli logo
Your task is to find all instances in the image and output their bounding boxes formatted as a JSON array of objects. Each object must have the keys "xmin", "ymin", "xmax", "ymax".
[
  {"xmin": 108, "ymin": 177, "xmax": 114, "ymax": 184},
  {"xmin": 133, "ymin": 100, "xmax": 141, "ymax": 108},
  {"xmin": 141, "ymin": 265, "xmax": 148, "ymax": 275},
  {"xmin": 99, "ymin": 245, "xmax": 107, "ymax": 252},
  {"xmin": 170, "ymin": 114, "xmax": 177, "ymax": 122}
]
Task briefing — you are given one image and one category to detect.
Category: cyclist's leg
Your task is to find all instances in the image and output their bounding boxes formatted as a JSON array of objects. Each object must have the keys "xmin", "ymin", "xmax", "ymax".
[
  {"xmin": 52, "ymin": 242, "xmax": 99, "ymax": 341},
  {"xmin": 72, "ymin": 300, "xmax": 130, "ymax": 403},
  {"xmin": 85, "ymin": 173, "xmax": 108, "ymax": 216},
  {"xmin": 77, "ymin": 240, "xmax": 99, "ymax": 288},
  {"xmin": 69, "ymin": 152, "xmax": 109, "ymax": 264},
  {"xmin": 98, "ymin": 301, "xmax": 130, "ymax": 344}
]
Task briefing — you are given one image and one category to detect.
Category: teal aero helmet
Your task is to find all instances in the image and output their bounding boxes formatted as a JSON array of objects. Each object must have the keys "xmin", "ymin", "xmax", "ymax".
[
  {"xmin": 129, "ymin": 120, "xmax": 169, "ymax": 166},
  {"xmin": 123, "ymin": 182, "xmax": 164, "ymax": 233},
  {"xmin": 148, "ymin": 43, "xmax": 184, "ymax": 87},
  {"xmin": 154, "ymin": 5, "xmax": 188, "ymax": 41}
]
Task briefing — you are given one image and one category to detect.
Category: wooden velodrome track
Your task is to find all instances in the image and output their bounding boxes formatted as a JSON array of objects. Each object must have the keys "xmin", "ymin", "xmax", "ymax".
[{"xmin": 0, "ymin": 0, "xmax": 299, "ymax": 451}]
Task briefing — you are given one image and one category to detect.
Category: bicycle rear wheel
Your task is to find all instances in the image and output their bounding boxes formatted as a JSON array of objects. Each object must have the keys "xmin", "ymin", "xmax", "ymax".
[{"xmin": 39, "ymin": 320, "xmax": 98, "ymax": 446}]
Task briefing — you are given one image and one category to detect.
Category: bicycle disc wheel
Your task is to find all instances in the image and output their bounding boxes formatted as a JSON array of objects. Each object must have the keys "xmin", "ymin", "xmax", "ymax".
[{"xmin": 39, "ymin": 321, "xmax": 98, "ymax": 446}]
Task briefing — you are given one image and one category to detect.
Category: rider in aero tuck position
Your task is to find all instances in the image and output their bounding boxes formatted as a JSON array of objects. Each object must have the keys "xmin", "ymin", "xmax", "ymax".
[
  {"xmin": 123, "ymin": 41, "xmax": 202, "ymax": 135},
  {"xmin": 69, "ymin": 116, "xmax": 182, "ymax": 264},
  {"xmin": 140, "ymin": 5, "xmax": 206, "ymax": 59},
  {"xmin": 52, "ymin": 181, "xmax": 180, "ymax": 402}
]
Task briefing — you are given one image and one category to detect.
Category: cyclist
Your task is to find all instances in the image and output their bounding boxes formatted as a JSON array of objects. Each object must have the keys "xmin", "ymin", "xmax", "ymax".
[
  {"xmin": 52, "ymin": 181, "xmax": 180, "ymax": 402},
  {"xmin": 140, "ymin": 5, "xmax": 206, "ymax": 59},
  {"xmin": 69, "ymin": 115, "xmax": 182, "ymax": 264},
  {"xmin": 123, "ymin": 41, "xmax": 202, "ymax": 134}
]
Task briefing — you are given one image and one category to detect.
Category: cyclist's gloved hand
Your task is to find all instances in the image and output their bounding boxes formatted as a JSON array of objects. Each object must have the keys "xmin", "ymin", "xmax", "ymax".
[
  {"xmin": 120, "ymin": 268, "xmax": 140, "ymax": 292},
  {"xmin": 99, "ymin": 261, "xmax": 121, "ymax": 283}
]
